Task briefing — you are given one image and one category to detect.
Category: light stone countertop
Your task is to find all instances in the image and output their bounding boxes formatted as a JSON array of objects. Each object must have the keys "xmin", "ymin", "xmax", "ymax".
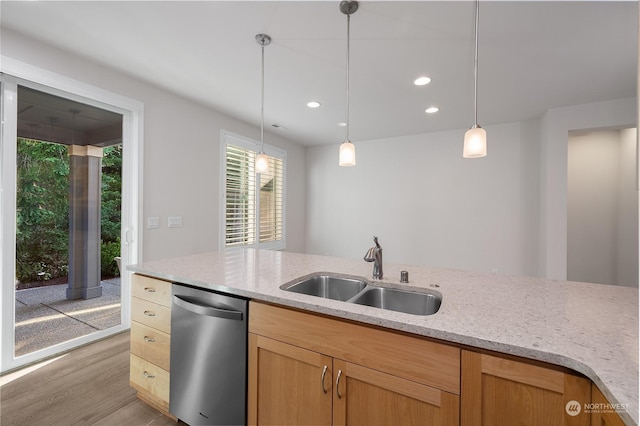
[{"xmin": 128, "ymin": 248, "xmax": 639, "ymax": 425}]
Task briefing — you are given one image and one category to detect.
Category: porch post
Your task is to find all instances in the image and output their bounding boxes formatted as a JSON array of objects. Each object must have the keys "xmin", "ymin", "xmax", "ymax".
[{"xmin": 67, "ymin": 145, "xmax": 103, "ymax": 300}]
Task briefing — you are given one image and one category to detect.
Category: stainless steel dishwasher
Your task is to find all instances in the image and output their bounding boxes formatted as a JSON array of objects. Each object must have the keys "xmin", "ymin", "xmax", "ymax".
[{"xmin": 170, "ymin": 283, "xmax": 248, "ymax": 425}]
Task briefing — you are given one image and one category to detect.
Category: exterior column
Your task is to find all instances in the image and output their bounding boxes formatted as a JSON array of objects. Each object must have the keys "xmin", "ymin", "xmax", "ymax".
[{"xmin": 67, "ymin": 145, "xmax": 103, "ymax": 300}]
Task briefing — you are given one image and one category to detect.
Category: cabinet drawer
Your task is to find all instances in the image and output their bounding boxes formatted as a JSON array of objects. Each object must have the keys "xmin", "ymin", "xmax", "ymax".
[
  {"xmin": 130, "ymin": 354, "xmax": 170, "ymax": 406},
  {"xmin": 132, "ymin": 297, "xmax": 171, "ymax": 333},
  {"xmin": 132, "ymin": 274, "xmax": 172, "ymax": 307},
  {"xmin": 131, "ymin": 321, "xmax": 171, "ymax": 371}
]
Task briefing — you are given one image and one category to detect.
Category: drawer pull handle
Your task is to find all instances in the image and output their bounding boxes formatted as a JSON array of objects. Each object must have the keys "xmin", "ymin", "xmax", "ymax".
[
  {"xmin": 144, "ymin": 287, "xmax": 156, "ymax": 293},
  {"xmin": 143, "ymin": 310, "xmax": 156, "ymax": 317},
  {"xmin": 143, "ymin": 336, "xmax": 156, "ymax": 343},
  {"xmin": 336, "ymin": 369, "xmax": 343, "ymax": 399},
  {"xmin": 321, "ymin": 365, "xmax": 328, "ymax": 394},
  {"xmin": 143, "ymin": 371, "xmax": 155, "ymax": 379}
]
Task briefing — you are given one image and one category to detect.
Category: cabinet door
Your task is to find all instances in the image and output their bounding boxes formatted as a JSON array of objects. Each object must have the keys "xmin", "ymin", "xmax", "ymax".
[
  {"xmin": 461, "ymin": 350, "xmax": 591, "ymax": 426},
  {"xmin": 333, "ymin": 359, "xmax": 459, "ymax": 426},
  {"xmin": 591, "ymin": 384, "xmax": 625, "ymax": 426},
  {"xmin": 248, "ymin": 333, "xmax": 333, "ymax": 425}
]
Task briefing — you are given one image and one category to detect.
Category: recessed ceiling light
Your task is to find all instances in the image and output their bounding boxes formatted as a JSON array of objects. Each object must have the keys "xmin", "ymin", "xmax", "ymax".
[
  {"xmin": 337, "ymin": 122, "xmax": 347, "ymax": 127},
  {"xmin": 307, "ymin": 101, "xmax": 321, "ymax": 108},
  {"xmin": 425, "ymin": 106, "xmax": 440, "ymax": 114},
  {"xmin": 414, "ymin": 76, "xmax": 432, "ymax": 86}
]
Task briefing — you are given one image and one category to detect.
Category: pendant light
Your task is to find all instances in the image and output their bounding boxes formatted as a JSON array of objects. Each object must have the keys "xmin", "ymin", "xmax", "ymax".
[
  {"xmin": 463, "ymin": 0, "xmax": 487, "ymax": 158},
  {"xmin": 255, "ymin": 33, "xmax": 271, "ymax": 174},
  {"xmin": 338, "ymin": 0, "xmax": 358, "ymax": 167}
]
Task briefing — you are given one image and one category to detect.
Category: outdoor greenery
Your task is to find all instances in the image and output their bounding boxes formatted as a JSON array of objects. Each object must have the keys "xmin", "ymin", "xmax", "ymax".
[
  {"xmin": 15, "ymin": 138, "xmax": 122, "ymax": 285},
  {"xmin": 100, "ymin": 145, "xmax": 123, "ymax": 277}
]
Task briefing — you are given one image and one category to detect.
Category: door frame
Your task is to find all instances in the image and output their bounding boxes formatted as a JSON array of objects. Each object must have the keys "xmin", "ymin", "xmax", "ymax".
[{"xmin": 0, "ymin": 57, "xmax": 144, "ymax": 372}]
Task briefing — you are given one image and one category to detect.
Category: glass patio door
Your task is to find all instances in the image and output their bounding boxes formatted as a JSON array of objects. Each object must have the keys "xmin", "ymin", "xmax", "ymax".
[{"xmin": 1, "ymin": 70, "xmax": 141, "ymax": 372}]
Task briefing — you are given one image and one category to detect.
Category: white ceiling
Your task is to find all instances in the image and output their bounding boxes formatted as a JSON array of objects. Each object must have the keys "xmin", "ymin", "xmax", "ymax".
[{"xmin": 1, "ymin": 1, "xmax": 637, "ymax": 146}]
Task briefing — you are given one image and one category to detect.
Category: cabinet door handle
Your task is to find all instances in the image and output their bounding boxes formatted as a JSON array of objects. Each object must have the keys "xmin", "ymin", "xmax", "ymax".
[
  {"xmin": 144, "ymin": 287, "xmax": 156, "ymax": 293},
  {"xmin": 143, "ymin": 371, "xmax": 155, "ymax": 379},
  {"xmin": 143, "ymin": 310, "xmax": 156, "ymax": 317},
  {"xmin": 321, "ymin": 365, "xmax": 328, "ymax": 394},
  {"xmin": 143, "ymin": 336, "xmax": 156, "ymax": 343},
  {"xmin": 336, "ymin": 369, "xmax": 343, "ymax": 399}
]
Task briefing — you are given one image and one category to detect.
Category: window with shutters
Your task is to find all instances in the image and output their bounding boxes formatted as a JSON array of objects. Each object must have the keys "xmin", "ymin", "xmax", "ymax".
[{"xmin": 221, "ymin": 131, "xmax": 286, "ymax": 250}]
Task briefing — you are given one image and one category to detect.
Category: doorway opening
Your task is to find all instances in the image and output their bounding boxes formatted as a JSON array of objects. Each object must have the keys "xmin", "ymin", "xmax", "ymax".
[{"xmin": 567, "ymin": 127, "xmax": 638, "ymax": 287}]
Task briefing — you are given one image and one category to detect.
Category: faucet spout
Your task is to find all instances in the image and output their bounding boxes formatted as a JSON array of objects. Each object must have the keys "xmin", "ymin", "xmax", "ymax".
[{"xmin": 363, "ymin": 236, "xmax": 383, "ymax": 280}]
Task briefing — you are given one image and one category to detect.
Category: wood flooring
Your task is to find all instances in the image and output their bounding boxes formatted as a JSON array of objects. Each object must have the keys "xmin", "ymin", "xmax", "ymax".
[{"xmin": 0, "ymin": 331, "xmax": 176, "ymax": 426}]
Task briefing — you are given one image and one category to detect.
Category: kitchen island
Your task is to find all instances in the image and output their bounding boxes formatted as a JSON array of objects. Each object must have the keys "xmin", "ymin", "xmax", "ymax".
[{"xmin": 128, "ymin": 249, "xmax": 638, "ymax": 425}]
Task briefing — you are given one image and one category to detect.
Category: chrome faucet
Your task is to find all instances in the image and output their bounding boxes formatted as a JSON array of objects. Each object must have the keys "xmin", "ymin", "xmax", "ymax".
[{"xmin": 364, "ymin": 236, "xmax": 383, "ymax": 280}]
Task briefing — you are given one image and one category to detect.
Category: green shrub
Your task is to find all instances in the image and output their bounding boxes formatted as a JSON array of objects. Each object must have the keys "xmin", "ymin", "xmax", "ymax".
[
  {"xmin": 101, "ymin": 240, "xmax": 121, "ymax": 277},
  {"xmin": 15, "ymin": 139, "xmax": 69, "ymax": 284}
]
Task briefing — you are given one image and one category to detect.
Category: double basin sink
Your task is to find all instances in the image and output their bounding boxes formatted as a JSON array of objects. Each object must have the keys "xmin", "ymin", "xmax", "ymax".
[{"xmin": 280, "ymin": 274, "xmax": 441, "ymax": 316}]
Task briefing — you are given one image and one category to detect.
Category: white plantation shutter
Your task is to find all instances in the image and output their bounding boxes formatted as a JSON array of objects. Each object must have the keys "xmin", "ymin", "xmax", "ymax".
[
  {"xmin": 225, "ymin": 145, "xmax": 257, "ymax": 247},
  {"xmin": 258, "ymin": 156, "xmax": 284, "ymax": 244},
  {"xmin": 222, "ymin": 132, "xmax": 286, "ymax": 250}
]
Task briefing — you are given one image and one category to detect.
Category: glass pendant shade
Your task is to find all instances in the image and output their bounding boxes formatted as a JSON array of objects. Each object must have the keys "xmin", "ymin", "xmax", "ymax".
[
  {"xmin": 339, "ymin": 141, "xmax": 356, "ymax": 166},
  {"xmin": 255, "ymin": 152, "xmax": 269, "ymax": 173},
  {"xmin": 463, "ymin": 126, "xmax": 487, "ymax": 158},
  {"xmin": 463, "ymin": 0, "xmax": 487, "ymax": 159}
]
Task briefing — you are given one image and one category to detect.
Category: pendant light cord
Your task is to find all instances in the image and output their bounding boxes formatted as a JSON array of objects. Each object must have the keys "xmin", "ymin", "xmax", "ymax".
[
  {"xmin": 346, "ymin": 13, "xmax": 351, "ymax": 142},
  {"xmin": 473, "ymin": 0, "xmax": 479, "ymax": 126},
  {"xmin": 261, "ymin": 41, "xmax": 265, "ymax": 152}
]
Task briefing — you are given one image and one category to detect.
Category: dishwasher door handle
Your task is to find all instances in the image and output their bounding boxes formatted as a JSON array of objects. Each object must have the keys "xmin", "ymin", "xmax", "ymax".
[{"xmin": 173, "ymin": 295, "xmax": 244, "ymax": 321}]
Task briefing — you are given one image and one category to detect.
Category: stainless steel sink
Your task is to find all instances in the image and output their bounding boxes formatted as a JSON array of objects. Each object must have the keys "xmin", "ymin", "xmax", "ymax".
[
  {"xmin": 282, "ymin": 274, "xmax": 442, "ymax": 316},
  {"xmin": 348, "ymin": 286, "xmax": 442, "ymax": 316},
  {"xmin": 282, "ymin": 274, "xmax": 368, "ymax": 301}
]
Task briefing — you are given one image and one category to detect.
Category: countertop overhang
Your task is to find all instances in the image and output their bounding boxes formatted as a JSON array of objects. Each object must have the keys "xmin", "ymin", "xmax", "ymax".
[{"xmin": 128, "ymin": 248, "xmax": 639, "ymax": 425}]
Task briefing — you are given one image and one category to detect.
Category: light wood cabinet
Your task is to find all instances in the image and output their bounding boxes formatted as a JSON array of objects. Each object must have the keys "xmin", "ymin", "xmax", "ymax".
[
  {"xmin": 130, "ymin": 321, "xmax": 171, "ymax": 370},
  {"xmin": 248, "ymin": 301, "xmax": 460, "ymax": 426},
  {"xmin": 130, "ymin": 274, "xmax": 174, "ymax": 419},
  {"xmin": 591, "ymin": 384, "xmax": 626, "ymax": 426},
  {"xmin": 249, "ymin": 334, "xmax": 333, "ymax": 425},
  {"xmin": 332, "ymin": 358, "xmax": 459, "ymax": 426},
  {"xmin": 461, "ymin": 350, "xmax": 591, "ymax": 426}
]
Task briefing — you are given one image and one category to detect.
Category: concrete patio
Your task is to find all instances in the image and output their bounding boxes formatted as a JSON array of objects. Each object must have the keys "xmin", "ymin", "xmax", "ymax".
[{"xmin": 14, "ymin": 278, "xmax": 121, "ymax": 357}]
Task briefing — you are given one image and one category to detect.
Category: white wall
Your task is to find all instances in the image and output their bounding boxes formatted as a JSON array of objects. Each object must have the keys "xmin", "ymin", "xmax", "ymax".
[
  {"xmin": 1, "ymin": 28, "xmax": 307, "ymax": 261},
  {"xmin": 567, "ymin": 129, "xmax": 638, "ymax": 286},
  {"xmin": 617, "ymin": 128, "xmax": 639, "ymax": 286},
  {"xmin": 305, "ymin": 120, "xmax": 540, "ymax": 276}
]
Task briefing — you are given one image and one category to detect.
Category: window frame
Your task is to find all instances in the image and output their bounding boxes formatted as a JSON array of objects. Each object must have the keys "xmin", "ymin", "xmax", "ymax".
[{"xmin": 219, "ymin": 130, "xmax": 286, "ymax": 251}]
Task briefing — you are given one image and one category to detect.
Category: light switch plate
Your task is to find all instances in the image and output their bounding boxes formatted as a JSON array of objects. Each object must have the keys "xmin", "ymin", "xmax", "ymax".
[
  {"xmin": 147, "ymin": 216, "xmax": 160, "ymax": 229},
  {"xmin": 168, "ymin": 216, "xmax": 183, "ymax": 228}
]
